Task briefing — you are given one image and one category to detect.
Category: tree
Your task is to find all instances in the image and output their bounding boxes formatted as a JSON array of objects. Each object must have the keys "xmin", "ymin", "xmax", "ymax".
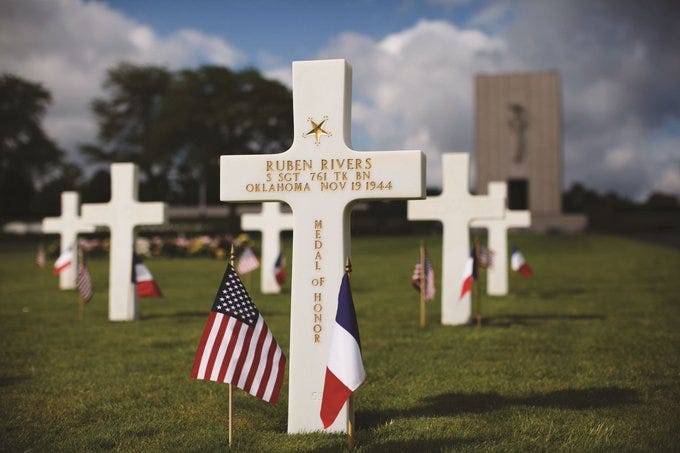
[
  {"xmin": 81, "ymin": 63, "xmax": 173, "ymax": 201},
  {"xmin": 0, "ymin": 74, "xmax": 63, "ymax": 219},
  {"xmin": 154, "ymin": 66, "xmax": 293, "ymax": 206},
  {"xmin": 83, "ymin": 63, "xmax": 293, "ymax": 206},
  {"xmin": 80, "ymin": 169, "xmax": 112, "ymax": 204},
  {"xmin": 31, "ymin": 163, "xmax": 84, "ymax": 217}
]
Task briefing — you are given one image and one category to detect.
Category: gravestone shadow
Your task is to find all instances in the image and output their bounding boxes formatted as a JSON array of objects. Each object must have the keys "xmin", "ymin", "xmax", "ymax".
[
  {"xmin": 485, "ymin": 313, "xmax": 605, "ymax": 328},
  {"xmin": 358, "ymin": 386, "xmax": 638, "ymax": 429},
  {"xmin": 140, "ymin": 311, "xmax": 207, "ymax": 321},
  {"xmin": 0, "ymin": 375, "xmax": 30, "ymax": 387},
  {"xmin": 514, "ymin": 287, "xmax": 589, "ymax": 299},
  {"xmin": 297, "ymin": 436, "xmax": 482, "ymax": 452},
  {"xmin": 362, "ymin": 436, "xmax": 483, "ymax": 452}
]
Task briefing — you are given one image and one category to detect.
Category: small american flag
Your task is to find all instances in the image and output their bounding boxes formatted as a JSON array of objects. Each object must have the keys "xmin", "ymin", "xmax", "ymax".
[
  {"xmin": 191, "ymin": 264, "xmax": 285, "ymax": 404},
  {"xmin": 237, "ymin": 246, "xmax": 260, "ymax": 275},
  {"xmin": 478, "ymin": 245, "xmax": 494, "ymax": 269},
  {"xmin": 76, "ymin": 252, "xmax": 93, "ymax": 303},
  {"xmin": 411, "ymin": 250, "xmax": 435, "ymax": 301}
]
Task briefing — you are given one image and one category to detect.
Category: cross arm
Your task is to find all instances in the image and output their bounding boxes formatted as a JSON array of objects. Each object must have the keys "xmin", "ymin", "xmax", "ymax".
[
  {"xmin": 81, "ymin": 203, "xmax": 113, "ymax": 226},
  {"xmin": 136, "ymin": 202, "xmax": 168, "ymax": 225},
  {"xmin": 41, "ymin": 217, "xmax": 95, "ymax": 234},
  {"xmin": 220, "ymin": 154, "xmax": 291, "ymax": 203}
]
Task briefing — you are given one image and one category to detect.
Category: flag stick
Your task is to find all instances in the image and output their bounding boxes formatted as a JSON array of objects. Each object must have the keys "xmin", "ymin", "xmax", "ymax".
[
  {"xmin": 228, "ymin": 383, "xmax": 233, "ymax": 446},
  {"xmin": 345, "ymin": 257, "xmax": 356, "ymax": 450},
  {"xmin": 419, "ymin": 240, "xmax": 426, "ymax": 329},
  {"xmin": 474, "ymin": 236, "xmax": 482, "ymax": 329},
  {"xmin": 77, "ymin": 245, "xmax": 84, "ymax": 321},
  {"xmin": 228, "ymin": 244, "xmax": 235, "ymax": 446}
]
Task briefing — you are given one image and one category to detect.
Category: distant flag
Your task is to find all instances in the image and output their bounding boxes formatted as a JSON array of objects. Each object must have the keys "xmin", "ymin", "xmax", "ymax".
[
  {"xmin": 76, "ymin": 250, "xmax": 93, "ymax": 303},
  {"xmin": 478, "ymin": 245, "xmax": 494, "ymax": 269},
  {"xmin": 191, "ymin": 263, "xmax": 285, "ymax": 404},
  {"xmin": 53, "ymin": 245, "xmax": 74, "ymax": 275},
  {"xmin": 320, "ymin": 271, "xmax": 365, "ymax": 428},
  {"xmin": 132, "ymin": 253, "xmax": 163, "ymax": 298},
  {"xmin": 274, "ymin": 252, "xmax": 287, "ymax": 285},
  {"xmin": 36, "ymin": 244, "xmax": 46, "ymax": 269},
  {"xmin": 411, "ymin": 249, "xmax": 435, "ymax": 300},
  {"xmin": 237, "ymin": 246, "xmax": 260, "ymax": 275},
  {"xmin": 459, "ymin": 249, "xmax": 477, "ymax": 300},
  {"xmin": 511, "ymin": 245, "xmax": 533, "ymax": 277}
]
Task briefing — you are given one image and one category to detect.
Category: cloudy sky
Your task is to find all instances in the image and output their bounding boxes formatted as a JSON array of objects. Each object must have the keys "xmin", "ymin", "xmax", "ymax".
[{"xmin": 2, "ymin": 0, "xmax": 678, "ymax": 200}]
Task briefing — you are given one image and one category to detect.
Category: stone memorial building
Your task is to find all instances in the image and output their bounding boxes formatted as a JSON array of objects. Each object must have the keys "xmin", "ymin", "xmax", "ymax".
[{"xmin": 475, "ymin": 71, "xmax": 586, "ymax": 232}]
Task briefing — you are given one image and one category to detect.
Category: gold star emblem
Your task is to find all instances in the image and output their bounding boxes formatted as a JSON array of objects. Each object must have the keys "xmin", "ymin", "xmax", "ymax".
[{"xmin": 303, "ymin": 116, "xmax": 331, "ymax": 145}]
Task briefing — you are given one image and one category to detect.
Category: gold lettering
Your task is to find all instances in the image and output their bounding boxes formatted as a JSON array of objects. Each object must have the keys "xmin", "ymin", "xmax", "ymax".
[
  {"xmin": 314, "ymin": 219, "xmax": 323, "ymax": 229},
  {"xmin": 267, "ymin": 159, "xmax": 313, "ymax": 172},
  {"xmin": 314, "ymin": 313, "xmax": 322, "ymax": 323},
  {"xmin": 278, "ymin": 172, "xmax": 300, "ymax": 182},
  {"xmin": 313, "ymin": 324, "xmax": 322, "ymax": 333},
  {"xmin": 314, "ymin": 333, "xmax": 320, "ymax": 343},
  {"xmin": 315, "ymin": 251, "xmax": 322, "ymax": 260},
  {"xmin": 320, "ymin": 181, "xmax": 347, "ymax": 191},
  {"xmin": 365, "ymin": 157, "xmax": 372, "ymax": 169},
  {"xmin": 244, "ymin": 182, "xmax": 310, "ymax": 193},
  {"xmin": 314, "ymin": 292, "xmax": 322, "ymax": 302},
  {"xmin": 315, "ymin": 230, "xmax": 321, "ymax": 239},
  {"xmin": 313, "ymin": 303, "xmax": 323, "ymax": 312}
]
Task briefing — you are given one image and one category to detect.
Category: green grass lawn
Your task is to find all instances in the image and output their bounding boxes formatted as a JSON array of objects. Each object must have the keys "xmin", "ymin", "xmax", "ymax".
[{"xmin": 1, "ymin": 234, "xmax": 679, "ymax": 451}]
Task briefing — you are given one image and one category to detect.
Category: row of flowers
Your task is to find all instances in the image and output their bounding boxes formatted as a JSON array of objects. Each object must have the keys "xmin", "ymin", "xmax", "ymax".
[{"xmin": 45, "ymin": 233, "xmax": 258, "ymax": 259}]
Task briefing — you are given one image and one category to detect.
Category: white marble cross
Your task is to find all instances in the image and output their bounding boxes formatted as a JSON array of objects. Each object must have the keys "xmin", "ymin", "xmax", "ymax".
[
  {"xmin": 471, "ymin": 197, "xmax": 531, "ymax": 296},
  {"xmin": 241, "ymin": 202, "xmax": 294, "ymax": 294},
  {"xmin": 407, "ymin": 153, "xmax": 505, "ymax": 325},
  {"xmin": 42, "ymin": 191, "xmax": 95, "ymax": 289},
  {"xmin": 220, "ymin": 59, "xmax": 425, "ymax": 433},
  {"xmin": 81, "ymin": 163, "xmax": 167, "ymax": 321}
]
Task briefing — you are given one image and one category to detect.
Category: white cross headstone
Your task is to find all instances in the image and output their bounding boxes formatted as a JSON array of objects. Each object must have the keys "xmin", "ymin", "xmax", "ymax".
[
  {"xmin": 220, "ymin": 59, "xmax": 425, "ymax": 433},
  {"xmin": 42, "ymin": 192, "xmax": 95, "ymax": 289},
  {"xmin": 407, "ymin": 153, "xmax": 505, "ymax": 325},
  {"xmin": 81, "ymin": 163, "xmax": 167, "ymax": 321},
  {"xmin": 471, "ymin": 197, "xmax": 531, "ymax": 296},
  {"xmin": 241, "ymin": 202, "xmax": 294, "ymax": 294}
]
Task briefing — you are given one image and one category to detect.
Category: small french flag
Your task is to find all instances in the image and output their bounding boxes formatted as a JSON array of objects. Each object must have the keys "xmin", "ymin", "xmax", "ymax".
[
  {"xmin": 53, "ymin": 245, "xmax": 74, "ymax": 275},
  {"xmin": 511, "ymin": 245, "xmax": 533, "ymax": 277},
  {"xmin": 274, "ymin": 252, "xmax": 287, "ymax": 285},
  {"xmin": 459, "ymin": 249, "xmax": 477, "ymax": 300},
  {"xmin": 132, "ymin": 253, "xmax": 163, "ymax": 298},
  {"xmin": 320, "ymin": 272, "xmax": 365, "ymax": 429}
]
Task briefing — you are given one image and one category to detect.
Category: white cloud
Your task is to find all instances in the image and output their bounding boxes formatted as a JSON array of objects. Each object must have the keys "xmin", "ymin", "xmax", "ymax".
[
  {"xmin": 466, "ymin": 2, "xmax": 512, "ymax": 28},
  {"xmin": 264, "ymin": 66, "xmax": 293, "ymax": 88},
  {"xmin": 0, "ymin": 0, "xmax": 244, "ymax": 159},
  {"xmin": 604, "ymin": 147, "xmax": 636, "ymax": 171},
  {"xmin": 317, "ymin": 19, "xmax": 509, "ymax": 188},
  {"xmin": 659, "ymin": 167, "xmax": 680, "ymax": 195},
  {"xmin": 313, "ymin": 3, "xmax": 679, "ymax": 199},
  {"xmin": 504, "ymin": 0, "xmax": 680, "ymax": 200}
]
